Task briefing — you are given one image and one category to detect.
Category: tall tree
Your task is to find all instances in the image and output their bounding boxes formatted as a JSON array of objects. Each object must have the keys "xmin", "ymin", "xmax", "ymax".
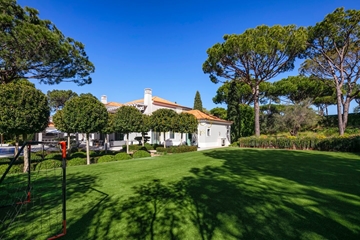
[
  {"xmin": 0, "ymin": 0, "xmax": 94, "ymax": 85},
  {"xmin": 209, "ymin": 107, "xmax": 227, "ymax": 120},
  {"xmin": 150, "ymin": 109, "xmax": 177, "ymax": 148},
  {"xmin": 113, "ymin": 106, "xmax": 144, "ymax": 154},
  {"xmin": 193, "ymin": 91, "xmax": 203, "ymax": 111},
  {"xmin": 47, "ymin": 90, "xmax": 78, "ymax": 111},
  {"xmin": 0, "ymin": 79, "xmax": 50, "ymax": 171},
  {"xmin": 203, "ymin": 25, "xmax": 308, "ymax": 136},
  {"xmin": 62, "ymin": 94, "xmax": 108, "ymax": 164},
  {"xmin": 301, "ymin": 8, "xmax": 360, "ymax": 135}
]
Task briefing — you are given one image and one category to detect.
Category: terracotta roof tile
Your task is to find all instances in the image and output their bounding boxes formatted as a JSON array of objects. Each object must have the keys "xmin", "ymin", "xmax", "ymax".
[
  {"xmin": 105, "ymin": 102, "xmax": 123, "ymax": 107},
  {"xmin": 186, "ymin": 110, "xmax": 232, "ymax": 124}
]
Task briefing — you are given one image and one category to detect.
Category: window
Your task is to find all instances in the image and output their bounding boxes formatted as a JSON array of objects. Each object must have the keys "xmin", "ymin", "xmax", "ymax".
[
  {"xmin": 169, "ymin": 131, "xmax": 174, "ymax": 139},
  {"xmin": 206, "ymin": 128, "xmax": 211, "ymax": 137},
  {"xmin": 114, "ymin": 132, "xmax": 124, "ymax": 141}
]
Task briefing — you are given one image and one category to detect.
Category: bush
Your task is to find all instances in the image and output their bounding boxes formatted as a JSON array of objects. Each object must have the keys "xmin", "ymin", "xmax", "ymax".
[
  {"xmin": 67, "ymin": 157, "xmax": 87, "ymax": 166},
  {"xmin": 70, "ymin": 152, "xmax": 87, "ymax": 159},
  {"xmin": 156, "ymin": 145, "xmax": 197, "ymax": 153},
  {"xmin": 114, "ymin": 152, "xmax": 132, "ymax": 161},
  {"xmin": 44, "ymin": 153, "xmax": 62, "ymax": 160},
  {"xmin": 97, "ymin": 155, "xmax": 116, "ymax": 163},
  {"xmin": 133, "ymin": 150, "xmax": 151, "ymax": 159},
  {"xmin": 36, "ymin": 160, "xmax": 62, "ymax": 170},
  {"xmin": 238, "ymin": 135, "xmax": 360, "ymax": 152}
]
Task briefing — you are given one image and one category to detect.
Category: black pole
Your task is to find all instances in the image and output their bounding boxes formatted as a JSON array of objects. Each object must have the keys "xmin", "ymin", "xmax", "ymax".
[{"xmin": 27, "ymin": 144, "xmax": 31, "ymax": 202}]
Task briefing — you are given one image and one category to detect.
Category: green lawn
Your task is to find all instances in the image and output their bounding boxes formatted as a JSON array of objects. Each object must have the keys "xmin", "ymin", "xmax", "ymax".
[{"xmin": 4, "ymin": 148, "xmax": 360, "ymax": 239}]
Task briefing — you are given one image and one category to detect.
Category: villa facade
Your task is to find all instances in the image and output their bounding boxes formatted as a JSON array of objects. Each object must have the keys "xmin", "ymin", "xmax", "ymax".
[{"xmin": 41, "ymin": 88, "xmax": 232, "ymax": 149}]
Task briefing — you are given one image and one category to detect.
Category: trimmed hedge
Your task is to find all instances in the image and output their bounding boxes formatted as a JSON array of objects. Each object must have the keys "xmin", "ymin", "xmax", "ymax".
[
  {"xmin": 114, "ymin": 152, "xmax": 132, "ymax": 161},
  {"xmin": 122, "ymin": 143, "xmax": 161, "ymax": 152},
  {"xmin": 36, "ymin": 160, "xmax": 62, "ymax": 170},
  {"xmin": 156, "ymin": 145, "xmax": 197, "ymax": 153},
  {"xmin": 238, "ymin": 135, "xmax": 360, "ymax": 152},
  {"xmin": 70, "ymin": 152, "xmax": 87, "ymax": 159},
  {"xmin": 44, "ymin": 153, "xmax": 62, "ymax": 160},
  {"xmin": 133, "ymin": 150, "xmax": 151, "ymax": 159},
  {"xmin": 97, "ymin": 155, "xmax": 116, "ymax": 163},
  {"xmin": 67, "ymin": 157, "xmax": 87, "ymax": 166}
]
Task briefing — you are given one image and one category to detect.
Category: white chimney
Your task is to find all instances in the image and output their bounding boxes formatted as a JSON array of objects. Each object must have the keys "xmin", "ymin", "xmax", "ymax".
[
  {"xmin": 101, "ymin": 95, "xmax": 107, "ymax": 104},
  {"xmin": 144, "ymin": 88, "xmax": 152, "ymax": 114}
]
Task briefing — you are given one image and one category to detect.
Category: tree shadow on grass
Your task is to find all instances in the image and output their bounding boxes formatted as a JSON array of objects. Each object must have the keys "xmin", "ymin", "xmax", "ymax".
[{"xmin": 117, "ymin": 148, "xmax": 360, "ymax": 239}]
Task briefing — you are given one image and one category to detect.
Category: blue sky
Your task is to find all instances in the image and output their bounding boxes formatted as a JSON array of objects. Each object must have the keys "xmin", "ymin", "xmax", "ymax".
[{"xmin": 18, "ymin": 0, "xmax": 360, "ymax": 114}]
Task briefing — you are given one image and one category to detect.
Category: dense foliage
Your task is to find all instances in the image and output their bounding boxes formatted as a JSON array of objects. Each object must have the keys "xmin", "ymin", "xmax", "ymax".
[
  {"xmin": 193, "ymin": 91, "xmax": 203, "ymax": 111},
  {"xmin": 0, "ymin": 0, "xmax": 94, "ymax": 85}
]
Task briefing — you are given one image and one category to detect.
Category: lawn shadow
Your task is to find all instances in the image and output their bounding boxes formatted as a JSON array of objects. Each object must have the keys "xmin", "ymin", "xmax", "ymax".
[{"xmin": 117, "ymin": 148, "xmax": 360, "ymax": 239}]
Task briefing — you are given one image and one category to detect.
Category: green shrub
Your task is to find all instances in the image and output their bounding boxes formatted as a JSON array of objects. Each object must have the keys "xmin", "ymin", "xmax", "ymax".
[
  {"xmin": 97, "ymin": 155, "xmax": 116, "ymax": 163},
  {"xmin": 238, "ymin": 135, "xmax": 360, "ymax": 152},
  {"xmin": 37, "ymin": 160, "xmax": 62, "ymax": 170},
  {"xmin": 70, "ymin": 152, "xmax": 87, "ymax": 159},
  {"xmin": 67, "ymin": 157, "xmax": 87, "ymax": 166},
  {"xmin": 114, "ymin": 152, "xmax": 132, "ymax": 161},
  {"xmin": 156, "ymin": 146, "xmax": 197, "ymax": 153},
  {"xmin": 0, "ymin": 164, "xmax": 9, "ymax": 175},
  {"xmin": 229, "ymin": 141, "xmax": 239, "ymax": 147},
  {"xmin": 44, "ymin": 153, "xmax": 62, "ymax": 160},
  {"xmin": 133, "ymin": 150, "xmax": 151, "ymax": 159}
]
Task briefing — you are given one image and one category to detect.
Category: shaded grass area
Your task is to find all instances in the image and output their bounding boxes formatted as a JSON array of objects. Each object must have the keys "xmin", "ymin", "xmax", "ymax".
[{"xmin": 2, "ymin": 148, "xmax": 360, "ymax": 239}]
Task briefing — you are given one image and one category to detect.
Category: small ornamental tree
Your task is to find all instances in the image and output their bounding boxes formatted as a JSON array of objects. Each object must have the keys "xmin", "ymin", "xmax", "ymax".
[
  {"xmin": 273, "ymin": 100, "xmax": 320, "ymax": 136},
  {"xmin": 62, "ymin": 94, "xmax": 108, "ymax": 164},
  {"xmin": 53, "ymin": 110, "xmax": 75, "ymax": 150},
  {"xmin": 138, "ymin": 114, "xmax": 151, "ymax": 147},
  {"xmin": 113, "ymin": 106, "xmax": 143, "ymax": 153},
  {"xmin": 101, "ymin": 112, "xmax": 115, "ymax": 153},
  {"xmin": 0, "ymin": 79, "xmax": 50, "ymax": 171},
  {"xmin": 47, "ymin": 90, "xmax": 78, "ymax": 111},
  {"xmin": 150, "ymin": 109, "xmax": 177, "ymax": 148},
  {"xmin": 175, "ymin": 113, "xmax": 198, "ymax": 145},
  {"xmin": 193, "ymin": 91, "xmax": 203, "ymax": 111}
]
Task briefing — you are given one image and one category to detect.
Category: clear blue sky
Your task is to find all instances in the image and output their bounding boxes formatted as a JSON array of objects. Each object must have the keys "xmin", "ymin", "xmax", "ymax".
[{"xmin": 18, "ymin": 0, "xmax": 360, "ymax": 114}]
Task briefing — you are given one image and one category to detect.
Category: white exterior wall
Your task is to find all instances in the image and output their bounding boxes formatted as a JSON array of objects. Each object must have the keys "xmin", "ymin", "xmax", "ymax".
[{"xmin": 197, "ymin": 122, "xmax": 231, "ymax": 148}]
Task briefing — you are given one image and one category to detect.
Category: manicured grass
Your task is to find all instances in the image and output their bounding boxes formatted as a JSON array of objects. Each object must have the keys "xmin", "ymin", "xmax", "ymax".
[{"xmin": 4, "ymin": 148, "xmax": 360, "ymax": 239}]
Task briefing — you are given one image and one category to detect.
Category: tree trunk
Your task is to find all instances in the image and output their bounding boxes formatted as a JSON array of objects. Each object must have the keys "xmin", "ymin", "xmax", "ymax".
[
  {"xmin": 86, "ymin": 133, "xmax": 90, "ymax": 165},
  {"xmin": 105, "ymin": 134, "xmax": 108, "ymax": 154},
  {"xmin": 67, "ymin": 133, "xmax": 71, "ymax": 150},
  {"xmin": 142, "ymin": 133, "xmax": 145, "ymax": 147},
  {"xmin": 180, "ymin": 132, "xmax": 183, "ymax": 145},
  {"xmin": 0, "ymin": 134, "xmax": 3, "ymax": 146},
  {"xmin": 126, "ymin": 133, "xmax": 130, "ymax": 154},
  {"xmin": 14, "ymin": 135, "xmax": 19, "ymax": 156},
  {"xmin": 342, "ymin": 97, "xmax": 351, "ymax": 132},
  {"xmin": 22, "ymin": 133, "xmax": 29, "ymax": 173},
  {"xmin": 163, "ymin": 132, "xmax": 166, "ymax": 148},
  {"xmin": 254, "ymin": 85, "xmax": 260, "ymax": 137},
  {"xmin": 335, "ymin": 86, "xmax": 344, "ymax": 135}
]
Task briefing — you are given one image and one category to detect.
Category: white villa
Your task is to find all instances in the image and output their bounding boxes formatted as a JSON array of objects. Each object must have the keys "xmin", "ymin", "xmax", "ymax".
[{"xmin": 39, "ymin": 88, "xmax": 232, "ymax": 149}]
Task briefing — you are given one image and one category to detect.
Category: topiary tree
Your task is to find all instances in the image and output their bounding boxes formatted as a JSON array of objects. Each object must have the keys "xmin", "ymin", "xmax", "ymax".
[
  {"xmin": 113, "ymin": 106, "xmax": 144, "ymax": 154},
  {"xmin": 62, "ymin": 94, "xmax": 108, "ymax": 164},
  {"xmin": 174, "ymin": 113, "xmax": 198, "ymax": 145},
  {"xmin": 138, "ymin": 114, "xmax": 151, "ymax": 147},
  {"xmin": 53, "ymin": 109, "xmax": 76, "ymax": 151},
  {"xmin": 150, "ymin": 109, "xmax": 177, "ymax": 148},
  {"xmin": 101, "ymin": 112, "xmax": 115, "ymax": 153},
  {"xmin": 0, "ymin": 79, "xmax": 50, "ymax": 171},
  {"xmin": 193, "ymin": 91, "xmax": 203, "ymax": 111}
]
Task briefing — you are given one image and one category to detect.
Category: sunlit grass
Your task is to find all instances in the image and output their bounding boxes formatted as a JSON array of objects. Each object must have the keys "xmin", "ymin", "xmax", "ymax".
[{"xmin": 3, "ymin": 148, "xmax": 360, "ymax": 239}]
